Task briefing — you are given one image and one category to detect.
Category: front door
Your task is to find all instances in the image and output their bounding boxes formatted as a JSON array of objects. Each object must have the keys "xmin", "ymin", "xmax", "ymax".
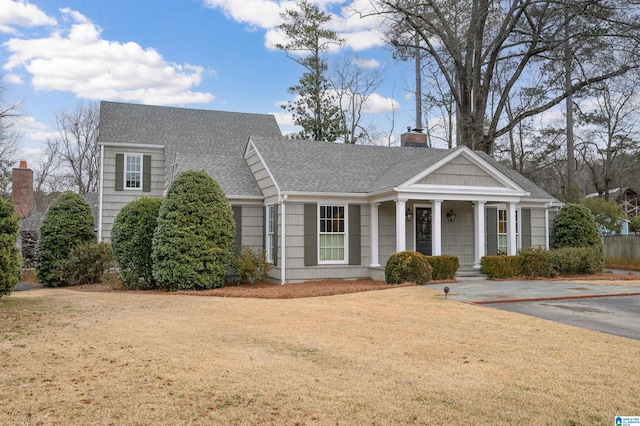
[{"xmin": 415, "ymin": 207, "xmax": 432, "ymax": 256}]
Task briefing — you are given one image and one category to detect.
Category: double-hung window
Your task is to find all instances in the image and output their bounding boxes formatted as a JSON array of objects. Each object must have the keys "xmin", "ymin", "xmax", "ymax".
[
  {"xmin": 265, "ymin": 204, "xmax": 275, "ymax": 263},
  {"xmin": 497, "ymin": 208, "xmax": 520, "ymax": 253},
  {"xmin": 319, "ymin": 205, "xmax": 346, "ymax": 263},
  {"xmin": 124, "ymin": 154, "xmax": 143, "ymax": 190}
]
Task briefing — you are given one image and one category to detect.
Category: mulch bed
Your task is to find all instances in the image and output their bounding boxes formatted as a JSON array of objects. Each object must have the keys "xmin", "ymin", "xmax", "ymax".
[{"xmin": 176, "ymin": 279, "xmax": 415, "ymax": 299}]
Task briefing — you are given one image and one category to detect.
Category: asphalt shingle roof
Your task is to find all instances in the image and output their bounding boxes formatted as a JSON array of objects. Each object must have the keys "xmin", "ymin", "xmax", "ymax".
[
  {"xmin": 174, "ymin": 154, "xmax": 262, "ymax": 197},
  {"xmin": 98, "ymin": 101, "xmax": 282, "ymax": 157},
  {"xmin": 252, "ymin": 137, "xmax": 461, "ymax": 193}
]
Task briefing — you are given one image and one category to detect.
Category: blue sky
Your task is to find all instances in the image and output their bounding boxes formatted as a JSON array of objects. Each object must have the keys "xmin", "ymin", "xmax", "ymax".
[{"xmin": 1, "ymin": 0, "xmax": 424, "ymax": 166}]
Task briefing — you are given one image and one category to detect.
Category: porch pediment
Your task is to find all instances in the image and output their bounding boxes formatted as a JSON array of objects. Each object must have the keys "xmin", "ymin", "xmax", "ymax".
[
  {"xmin": 417, "ymin": 154, "xmax": 503, "ymax": 187},
  {"xmin": 399, "ymin": 147, "xmax": 525, "ymax": 194}
]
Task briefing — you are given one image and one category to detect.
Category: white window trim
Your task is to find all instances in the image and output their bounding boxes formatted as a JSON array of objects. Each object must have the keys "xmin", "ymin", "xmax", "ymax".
[
  {"xmin": 124, "ymin": 153, "xmax": 143, "ymax": 191},
  {"xmin": 497, "ymin": 206, "xmax": 521, "ymax": 252},
  {"xmin": 265, "ymin": 204, "xmax": 275, "ymax": 263},
  {"xmin": 318, "ymin": 204, "xmax": 348, "ymax": 265}
]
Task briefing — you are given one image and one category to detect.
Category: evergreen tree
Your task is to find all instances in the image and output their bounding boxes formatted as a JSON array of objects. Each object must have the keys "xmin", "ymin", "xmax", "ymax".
[
  {"xmin": 276, "ymin": 0, "xmax": 346, "ymax": 142},
  {"xmin": 0, "ymin": 197, "xmax": 20, "ymax": 297}
]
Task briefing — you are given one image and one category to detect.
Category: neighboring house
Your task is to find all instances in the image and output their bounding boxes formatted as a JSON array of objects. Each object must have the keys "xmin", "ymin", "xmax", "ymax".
[
  {"xmin": 11, "ymin": 161, "xmax": 99, "ymax": 263},
  {"xmin": 586, "ymin": 187, "xmax": 640, "ymax": 217},
  {"xmin": 97, "ymin": 101, "xmax": 561, "ymax": 284}
]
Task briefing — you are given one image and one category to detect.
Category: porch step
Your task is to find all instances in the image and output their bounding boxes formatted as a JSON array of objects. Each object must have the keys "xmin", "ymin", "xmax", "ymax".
[{"xmin": 455, "ymin": 266, "xmax": 488, "ymax": 281}]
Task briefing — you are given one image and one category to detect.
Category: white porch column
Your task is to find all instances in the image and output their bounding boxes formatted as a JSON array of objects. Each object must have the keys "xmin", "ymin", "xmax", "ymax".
[
  {"xmin": 395, "ymin": 199, "xmax": 407, "ymax": 252},
  {"xmin": 370, "ymin": 203, "xmax": 381, "ymax": 267},
  {"xmin": 474, "ymin": 201, "xmax": 486, "ymax": 267},
  {"xmin": 508, "ymin": 202, "xmax": 517, "ymax": 255},
  {"xmin": 433, "ymin": 199, "xmax": 442, "ymax": 255}
]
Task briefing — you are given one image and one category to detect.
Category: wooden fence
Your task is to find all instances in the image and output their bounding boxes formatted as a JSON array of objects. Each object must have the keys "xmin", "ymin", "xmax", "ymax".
[{"xmin": 603, "ymin": 235, "xmax": 640, "ymax": 261}]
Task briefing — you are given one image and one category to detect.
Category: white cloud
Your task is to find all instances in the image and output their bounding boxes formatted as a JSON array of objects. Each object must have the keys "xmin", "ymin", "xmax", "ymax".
[
  {"xmin": 205, "ymin": 0, "xmax": 386, "ymax": 52},
  {"xmin": 203, "ymin": 0, "xmax": 295, "ymax": 29},
  {"xmin": 362, "ymin": 92, "xmax": 399, "ymax": 114},
  {"xmin": 0, "ymin": 0, "xmax": 56, "ymax": 34},
  {"xmin": 3, "ymin": 8, "xmax": 214, "ymax": 105},
  {"xmin": 3, "ymin": 73, "xmax": 22, "ymax": 84},
  {"xmin": 353, "ymin": 57, "xmax": 380, "ymax": 69}
]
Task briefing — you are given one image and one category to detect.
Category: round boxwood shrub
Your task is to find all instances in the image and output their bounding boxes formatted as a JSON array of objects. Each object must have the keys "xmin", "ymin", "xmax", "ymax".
[
  {"xmin": 385, "ymin": 250, "xmax": 432, "ymax": 285},
  {"xmin": 111, "ymin": 197, "xmax": 163, "ymax": 289},
  {"xmin": 630, "ymin": 216, "xmax": 640, "ymax": 234},
  {"xmin": 0, "ymin": 197, "xmax": 21, "ymax": 297},
  {"xmin": 152, "ymin": 170, "xmax": 235, "ymax": 291},
  {"xmin": 36, "ymin": 191, "xmax": 95, "ymax": 287},
  {"xmin": 553, "ymin": 203, "xmax": 601, "ymax": 249}
]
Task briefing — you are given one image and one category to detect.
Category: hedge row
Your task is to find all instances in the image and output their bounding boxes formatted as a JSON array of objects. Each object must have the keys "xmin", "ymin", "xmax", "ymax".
[
  {"xmin": 480, "ymin": 246, "xmax": 604, "ymax": 279},
  {"xmin": 424, "ymin": 255, "xmax": 460, "ymax": 280},
  {"xmin": 385, "ymin": 252, "xmax": 460, "ymax": 284}
]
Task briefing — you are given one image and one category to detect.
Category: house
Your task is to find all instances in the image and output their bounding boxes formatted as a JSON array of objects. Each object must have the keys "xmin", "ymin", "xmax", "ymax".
[
  {"xmin": 97, "ymin": 101, "xmax": 560, "ymax": 284},
  {"xmin": 586, "ymin": 187, "xmax": 639, "ymax": 217}
]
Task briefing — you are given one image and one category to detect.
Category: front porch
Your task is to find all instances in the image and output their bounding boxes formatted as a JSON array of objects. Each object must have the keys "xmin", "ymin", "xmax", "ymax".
[{"xmin": 368, "ymin": 198, "xmax": 551, "ymax": 269}]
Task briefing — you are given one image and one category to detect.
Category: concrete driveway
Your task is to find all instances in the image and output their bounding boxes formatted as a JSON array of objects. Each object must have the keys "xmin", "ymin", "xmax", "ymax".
[{"xmin": 429, "ymin": 280, "xmax": 640, "ymax": 340}]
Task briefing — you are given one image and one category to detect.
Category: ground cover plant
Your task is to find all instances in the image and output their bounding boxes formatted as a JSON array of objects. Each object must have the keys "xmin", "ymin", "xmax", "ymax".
[{"xmin": 1, "ymin": 285, "xmax": 638, "ymax": 425}]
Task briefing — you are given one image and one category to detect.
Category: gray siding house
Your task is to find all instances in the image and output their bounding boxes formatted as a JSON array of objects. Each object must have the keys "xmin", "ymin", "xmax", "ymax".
[{"xmin": 97, "ymin": 101, "xmax": 560, "ymax": 284}]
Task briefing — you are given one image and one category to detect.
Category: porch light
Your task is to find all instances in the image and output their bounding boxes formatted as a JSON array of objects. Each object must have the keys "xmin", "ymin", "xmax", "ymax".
[
  {"xmin": 406, "ymin": 208, "xmax": 413, "ymax": 221},
  {"xmin": 446, "ymin": 209, "xmax": 456, "ymax": 223}
]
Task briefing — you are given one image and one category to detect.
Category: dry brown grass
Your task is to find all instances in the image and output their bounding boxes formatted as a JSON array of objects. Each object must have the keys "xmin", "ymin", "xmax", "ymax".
[{"xmin": 1, "ymin": 286, "xmax": 639, "ymax": 425}]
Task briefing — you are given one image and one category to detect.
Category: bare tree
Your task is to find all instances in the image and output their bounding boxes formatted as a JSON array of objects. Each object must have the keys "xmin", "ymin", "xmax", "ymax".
[
  {"xmin": 371, "ymin": 0, "xmax": 640, "ymax": 154},
  {"xmin": 0, "ymin": 82, "xmax": 21, "ymax": 196},
  {"xmin": 575, "ymin": 75, "xmax": 640, "ymax": 200},
  {"xmin": 55, "ymin": 101, "xmax": 100, "ymax": 194},
  {"xmin": 332, "ymin": 56, "xmax": 384, "ymax": 144}
]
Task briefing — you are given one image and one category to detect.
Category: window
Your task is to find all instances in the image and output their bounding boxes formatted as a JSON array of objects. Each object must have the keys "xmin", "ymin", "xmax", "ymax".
[
  {"xmin": 125, "ymin": 154, "xmax": 143, "ymax": 189},
  {"xmin": 319, "ymin": 205, "xmax": 346, "ymax": 262},
  {"xmin": 265, "ymin": 204, "xmax": 275, "ymax": 263},
  {"xmin": 497, "ymin": 208, "xmax": 520, "ymax": 253}
]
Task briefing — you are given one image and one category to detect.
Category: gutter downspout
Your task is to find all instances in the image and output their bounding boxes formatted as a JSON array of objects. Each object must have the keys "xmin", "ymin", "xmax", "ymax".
[
  {"xmin": 98, "ymin": 144, "xmax": 104, "ymax": 242},
  {"xmin": 280, "ymin": 194, "xmax": 287, "ymax": 285}
]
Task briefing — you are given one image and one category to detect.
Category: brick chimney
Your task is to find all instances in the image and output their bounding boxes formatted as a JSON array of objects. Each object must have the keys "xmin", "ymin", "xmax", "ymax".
[
  {"xmin": 400, "ymin": 128, "xmax": 428, "ymax": 147},
  {"xmin": 12, "ymin": 160, "xmax": 34, "ymax": 219}
]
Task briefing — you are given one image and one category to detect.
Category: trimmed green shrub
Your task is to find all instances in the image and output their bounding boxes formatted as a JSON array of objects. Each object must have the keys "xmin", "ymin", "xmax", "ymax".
[
  {"xmin": 111, "ymin": 197, "xmax": 162, "ymax": 289},
  {"xmin": 152, "ymin": 170, "xmax": 235, "ymax": 291},
  {"xmin": 36, "ymin": 192, "xmax": 95, "ymax": 287},
  {"xmin": 234, "ymin": 246, "xmax": 271, "ymax": 286},
  {"xmin": 385, "ymin": 251, "xmax": 432, "ymax": 285},
  {"xmin": 60, "ymin": 242, "xmax": 115, "ymax": 286},
  {"xmin": 425, "ymin": 255, "xmax": 459, "ymax": 280},
  {"xmin": 520, "ymin": 247, "xmax": 553, "ymax": 278},
  {"xmin": 0, "ymin": 197, "xmax": 21, "ymax": 297},
  {"xmin": 630, "ymin": 216, "xmax": 640, "ymax": 234},
  {"xmin": 553, "ymin": 203, "xmax": 601, "ymax": 249},
  {"xmin": 549, "ymin": 246, "xmax": 604, "ymax": 275},
  {"xmin": 480, "ymin": 255, "xmax": 523, "ymax": 279}
]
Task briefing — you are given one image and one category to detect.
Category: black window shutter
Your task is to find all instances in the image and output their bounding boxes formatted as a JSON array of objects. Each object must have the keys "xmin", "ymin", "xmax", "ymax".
[
  {"xmin": 304, "ymin": 203, "xmax": 317, "ymax": 266},
  {"xmin": 348, "ymin": 204, "xmax": 361, "ymax": 265},
  {"xmin": 487, "ymin": 207, "xmax": 498, "ymax": 255},
  {"xmin": 521, "ymin": 208, "xmax": 531, "ymax": 248},
  {"xmin": 142, "ymin": 155, "xmax": 151, "ymax": 192},
  {"xmin": 232, "ymin": 206, "xmax": 242, "ymax": 253},
  {"xmin": 115, "ymin": 153, "xmax": 124, "ymax": 191}
]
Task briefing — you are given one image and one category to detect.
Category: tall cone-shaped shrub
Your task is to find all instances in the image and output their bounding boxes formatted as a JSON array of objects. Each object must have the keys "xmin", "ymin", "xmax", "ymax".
[
  {"xmin": 0, "ymin": 197, "xmax": 21, "ymax": 297},
  {"xmin": 152, "ymin": 170, "xmax": 235, "ymax": 291},
  {"xmin": 36, "ymin": 192, "xmax": 95, "ymax": 287}
]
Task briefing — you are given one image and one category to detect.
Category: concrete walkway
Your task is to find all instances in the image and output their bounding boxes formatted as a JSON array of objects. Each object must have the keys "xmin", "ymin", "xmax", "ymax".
[{"xmin": 428, "ymin": 279, "xmax": 640, "ymax": 304}]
